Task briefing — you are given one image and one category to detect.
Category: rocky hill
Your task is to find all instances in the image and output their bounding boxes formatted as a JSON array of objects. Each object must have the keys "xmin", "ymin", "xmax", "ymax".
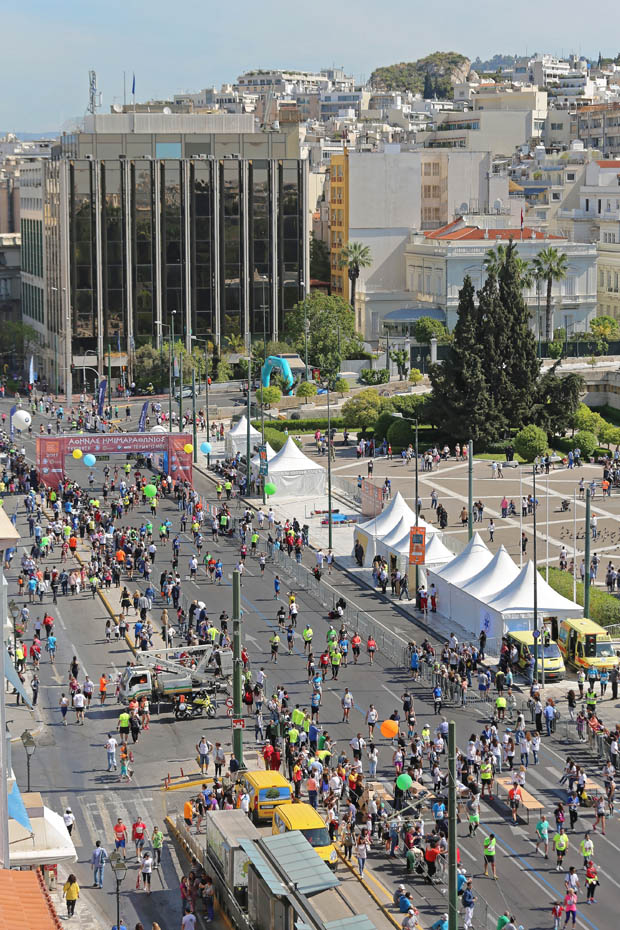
[{"xmin": 370, "ymin": 52, "xmax": 471, "ymax": 98}]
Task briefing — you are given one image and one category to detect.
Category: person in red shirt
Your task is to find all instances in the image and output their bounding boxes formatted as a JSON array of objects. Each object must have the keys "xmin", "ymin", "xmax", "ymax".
[
  {"xmin": 113, "ymin": 818, "xmax": 128, "ymax": 859},
  {"xmin": 263, "ymin": 743, "xmax": 274, "ymax": 769},
  {"xmin": 132, "ymin": 818, "xmax": 147, "ymax": 858},
  {"xmin": 508, "ymin": 783, "xmax": 522, "ymax": 824},
  {"xmin": 271, "ymin": 747, "xmax": 281, "ymax": 772}
]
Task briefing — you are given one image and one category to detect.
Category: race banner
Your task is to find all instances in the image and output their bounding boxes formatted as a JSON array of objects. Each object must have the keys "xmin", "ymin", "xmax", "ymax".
[
  {"xmin": 97, "ymin": 379, "xmax": 107, "ymax": 416},
  {"xmin": 137, "ymin": 401, "xmax": 149, "ymax": 432},
  {"xmin": 8, "ymin": 404, "xmax": 16, "ymax": 440}
]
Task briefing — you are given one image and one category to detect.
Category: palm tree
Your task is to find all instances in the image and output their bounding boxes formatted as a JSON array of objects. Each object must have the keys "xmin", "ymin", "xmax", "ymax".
[
  {"xmin": 338, "ymin": 241, "xmax": 372, "ymax": 309},
  {"xmin": 484, "ymin": 243, "xmax": 533, "ymax": 289},
  {"xmin": 532, "ymin": 247, "xmax": 568, "ymax": 341}
]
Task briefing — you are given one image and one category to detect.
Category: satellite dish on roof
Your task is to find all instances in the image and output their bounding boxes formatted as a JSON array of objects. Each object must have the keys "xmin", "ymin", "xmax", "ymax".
[
  {"xmin": 163, "ymin": 106, "xmax": 172, "ymax": 115},
  {"xmin": 112, "ymin": 104, "xmax": 123, "ymax": 113},
  {"xmin": 493, "ymin": 198, "xmax": 503, "ymax": 213}
]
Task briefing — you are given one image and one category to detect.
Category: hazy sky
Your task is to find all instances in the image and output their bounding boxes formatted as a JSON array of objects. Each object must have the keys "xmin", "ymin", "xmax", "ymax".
[{"xmin": 4, "ymin": 0, "xmax": 620, "ymax": 131}]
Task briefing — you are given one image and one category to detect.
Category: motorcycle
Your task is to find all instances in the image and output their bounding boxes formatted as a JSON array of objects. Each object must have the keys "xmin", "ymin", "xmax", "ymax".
[{"xmin": 174, "ymin": 689, "xmax": 217, "ymax": 720}]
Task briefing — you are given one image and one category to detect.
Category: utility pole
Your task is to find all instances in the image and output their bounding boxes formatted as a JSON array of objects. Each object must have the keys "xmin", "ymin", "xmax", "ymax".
[
  {"xmin": 533, "ymin": 465, "xmax": 539, "ymax": 685},
  {"xmin": 107, "ymin": 344, "xmax": 112, "ymax": 409},
  {"xmin": 448, "ymin": 720, "xmax": 458, "ymax": 930},
  {"xmin": 246, "ymin": 357, "xmax": 251, "ymax": 497},
  {"xmin": 205, "ymin": 343, "xmax": 210, "ymax": 466},
  {"xmin": 232, "ymin": 570, "xmax": 244, "ymax": 766},
  {"xmin": 584, "ymin": 488, "xmax": 591, "ymax": 618},
  {"xmin": 169, "ymin": 312, "xmax": 175, "ymax": 433},
  {"xmin": 414, "ymin": 418, "xmax": 419, "ymax": 598},
  {"xmin": 179, "ymin": 350, "xmax": 184, "ymax": 430},
  {"xmin": 327, "ymin": 382, "xmax": 333, "ymax": 549},
  {"xmin": 191, "ymin": 367, "xmax": 197, "ymax": 463},
  {"xmin": 468, "ymin": 439, "xmax": 473, "ymax": 541}
]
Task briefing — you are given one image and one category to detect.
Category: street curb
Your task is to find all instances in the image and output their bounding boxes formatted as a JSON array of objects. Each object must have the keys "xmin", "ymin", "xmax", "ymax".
[
  {"xmin": 335, "ymin": 849, "xmax": 413, "ymax": 930},
  {"xmin": 165, "ymin": 815, "xmax": 233, "ymax": 930}
]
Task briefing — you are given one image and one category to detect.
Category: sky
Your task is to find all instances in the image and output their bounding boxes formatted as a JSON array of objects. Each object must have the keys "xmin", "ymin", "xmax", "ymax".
[{"xmin": 4, "ymin": 0, "xmax": 620, "ymax": 132}]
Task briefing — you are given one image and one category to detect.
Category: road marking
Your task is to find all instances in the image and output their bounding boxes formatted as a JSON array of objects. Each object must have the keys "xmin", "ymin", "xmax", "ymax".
[{"xmin": 381, "ymin": 684, "xmax": 401, "ymax": 701}]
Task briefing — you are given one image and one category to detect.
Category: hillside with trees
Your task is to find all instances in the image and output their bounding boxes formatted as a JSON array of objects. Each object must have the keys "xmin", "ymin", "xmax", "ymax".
[{"xmin": 370, "ymin": 52, "xmax": 471, "ymax": 98}]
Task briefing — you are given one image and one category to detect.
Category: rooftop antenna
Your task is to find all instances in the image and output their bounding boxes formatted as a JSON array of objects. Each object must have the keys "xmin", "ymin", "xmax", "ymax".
[{"xmin": 88, "ymin": 70, "xmax": 102, "ymax": 115}]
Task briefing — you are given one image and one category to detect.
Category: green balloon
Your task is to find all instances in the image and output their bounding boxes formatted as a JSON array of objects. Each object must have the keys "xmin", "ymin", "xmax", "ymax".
[
  {"xmin": 144, "ymin": 484, "xmax": 157, "ymax": 499},
  {"xmin": 396, "ymin": 773, "xmax": 413, "ymax": 791},
  {"xmin": 265, "ymin": 482, "xmax": 276, "ymax": 496}
]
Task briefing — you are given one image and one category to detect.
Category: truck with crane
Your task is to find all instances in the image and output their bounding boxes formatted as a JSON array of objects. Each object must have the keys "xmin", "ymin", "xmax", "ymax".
[{"xmin": 118, "ymin": 644, "xmax": 232, "ymax": 710}]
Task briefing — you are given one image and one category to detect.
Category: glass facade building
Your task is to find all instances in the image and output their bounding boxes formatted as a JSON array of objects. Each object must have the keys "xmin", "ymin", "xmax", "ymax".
[{"xmin": 40, "ymin": 151, "xmax": 306, "ymax": 382}]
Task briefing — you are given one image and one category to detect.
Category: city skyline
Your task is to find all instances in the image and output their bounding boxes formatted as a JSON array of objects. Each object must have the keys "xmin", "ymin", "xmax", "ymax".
[{"xmin": 4, "ymin": 0, "xmax": 620, "ymax": 130}]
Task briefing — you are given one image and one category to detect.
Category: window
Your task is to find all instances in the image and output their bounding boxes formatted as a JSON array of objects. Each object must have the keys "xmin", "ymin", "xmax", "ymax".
[
  {"xmin": 424, "ymin": 163, "xmax": 431, "ymax": 177},
  {"xmin": 567, "ymin": 172, "xmax": 575, "ymax": 181},
  {"xmin": 552, "ymin": 192, "xmax": 561, "ymax": 201},
  {"xmin": 432, "ymin": 163, "xmax": 440, "ymax": 176}
]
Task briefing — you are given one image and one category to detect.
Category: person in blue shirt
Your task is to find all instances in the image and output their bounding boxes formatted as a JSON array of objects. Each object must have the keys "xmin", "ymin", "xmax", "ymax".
[
  {"xmin": 457, "ymin": 870, "xmax": 468, "ymax": 895},
  {"xmin": 430, "ymin": 915, "xmax": 448, "ymax": 930},
  {"xmin": 433, "ymin": 685, "xmax": 442, "ymax": 714},
  {"xmin": 274, "ymin": 575, "xmax": 281, "ymax": 598},
  {"xmin": 399, "ymin": 891, "xmax": 413, "ymax": 912}
]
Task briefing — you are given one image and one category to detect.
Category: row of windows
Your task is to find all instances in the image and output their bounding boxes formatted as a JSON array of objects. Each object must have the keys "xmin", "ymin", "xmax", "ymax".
[
  {"xmin": 21, "ymin": 218, "xmax": 43, "ymax": 278},
  {"xmin": 22, "ymin": 281, "xmax": 44, "ymax": 323},
  {"xmin": 599, "ymin": 269, "xmax": 620, "ymax": 291},
  {"xmin": 423, "ymin": 163, "xmax": 441, "ymax": 177}
]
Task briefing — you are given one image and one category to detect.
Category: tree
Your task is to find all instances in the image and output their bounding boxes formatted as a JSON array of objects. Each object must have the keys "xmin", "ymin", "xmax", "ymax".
[
  {"xmin": 283, "ymin": 293, "xmax": 364, "ymax": 371},
  {"xmin": 514, "ymin": 424, "xmax": 548, "ymax": 461},
  {"xmin": 575, "ymin": 429, "xmax": 598, "ymax": 459},
  {"xmin": 484, "ymin": 244, "xmax": 533, "ymax": 289},
  {"xmin": 389, "ymin": 348, "xmax": 409, "ymax": 380},
  {"xmin": 573, "ymin": 403, "xmax": 602, "ymax": 435},
  {"xmin": 338, "ymin": 241, "xmax": 372, "ymax": 309},
  {"xmin": 408, "ymin": 367, "xmax": 423, "ymax": 384},
  {"xmin": 296, "ymin": 381, "xmax": 318, "ymax": 404},
  {"xmin": 532, "ymin": 247, "xmax": 568, "ymax": 341},
  {"xmin": 534, "ymin": 368, "xmax": 584, "ymax": 438},
  {"xmin": 387, "ymin": 418, "xmax": 417, "ymax": 449},
  {"xmin": 341, "ymin": 388, "xmax": 386, "ymax": 429},
  {"xmin": 133, "ymin": 344, "xmax": 161, "ymax": 387},
  {"xmin": 334, "ymin": 377, "xmax": 350, "ymax": 396},
  {"xmin": 310, "ymin": 235, "xmax": 330, "ymax": 283},
  {"xmin": 256, "ymin": 385, "xmax": 282, "ymax": 406},
  {"xmin": 427, "ymin": 276, "xmax": 494, "ymax": 444},
  {"xmin": 590, "ymin": 315, "xmax": 619, "ymax": 355},
  {"xmin": 423, "ymin": 72, "xmax": 434, "ymax": 98},
  {"xmin": 414, "ymin": 316, "xmax": 448, "ymax": 345},
  {"xmin": 0, "ymin": 321, "xmax": 38, "ymax": 363}
]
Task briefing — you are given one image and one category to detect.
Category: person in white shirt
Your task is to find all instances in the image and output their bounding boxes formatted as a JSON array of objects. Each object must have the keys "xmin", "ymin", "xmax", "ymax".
[
  {"xmin": 106, "ymin": 735, "xmax": 118, "ymax": 771},
  {"xmin": 140, "ymin": 851, "xmax": 153, "ymax": 894},
  {"xmin": 63, "ymin": 807, "xmax": 75, "ymax": 835},
  {"xmin": 73, "ymin": 690, "xmax": 86, "ymax": 724},
  {"xmin": 182, "ymin": 905, "xmax": 197, "ymax": 929}
]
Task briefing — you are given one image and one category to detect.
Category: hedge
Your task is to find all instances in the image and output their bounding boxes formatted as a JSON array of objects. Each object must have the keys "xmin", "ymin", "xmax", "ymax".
[
  {"xmin": 252, "ymin": 416, "xmax": 351, "ymax": 433},
  {"xmin": 543, "ymin": 566, "xmax": 620, "ymax": 627}
]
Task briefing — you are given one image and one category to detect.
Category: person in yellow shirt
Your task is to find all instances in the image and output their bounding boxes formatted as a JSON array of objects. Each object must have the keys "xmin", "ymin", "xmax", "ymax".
[{"xmin": 63, "ymin": 874, "xmax": 80, "ymax": 918}]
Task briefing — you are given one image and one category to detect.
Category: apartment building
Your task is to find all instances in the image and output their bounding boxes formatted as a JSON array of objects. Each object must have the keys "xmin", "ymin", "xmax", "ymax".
[
  {"xmin": 416, "ymin": 108, "xmax": 540, "ymax": 157},
  {"xmin": 328, "ymin": 147, "xmax": 515, "ymax": 337},
  {"xmin": 404, "ymin": 217, "xmax": 597, "ymax": 334},
  {"xmin": 0, "ymin": 233, "xmax": 21, "ymax": 324},
  {"xmin": 571, "ymin": 103, "xmax": 620, "ymax": 156}
]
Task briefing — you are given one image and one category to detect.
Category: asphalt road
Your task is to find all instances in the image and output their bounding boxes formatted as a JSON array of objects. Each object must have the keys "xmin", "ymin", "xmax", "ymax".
[{"xmin": 5, "ymin": 397, "xmax": 620, "ymax": 930}]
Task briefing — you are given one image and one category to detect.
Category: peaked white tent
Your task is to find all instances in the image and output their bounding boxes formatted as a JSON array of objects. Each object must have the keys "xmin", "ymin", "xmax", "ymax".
[
  {"xmin": 250, "ymin": 442, "xmax": 277, "ymax": 476},
  {"xmin": 354, "ymin": 492, "xmax": 419, "ymax": 565},
  {"xmin": 449, "ymin": 546, "xmax": 520, "ymax": 639},
  {"xmin": 424, "ymin": 532, "xmax": 455, "ymax": 572},
  {"xmin": 225, "ymin": 415, "xmax": 261, "ymax": 456},
  {"xmin": 377, "ymin": 515, "xmax": 437, "ymax": 561},
  {"xmin": 265, "ymin": 437, "xmax": 326, "ymax": 498},
  {"xmin": 428, "ymin": 533, "xmax": 493, "ymax": 619}
]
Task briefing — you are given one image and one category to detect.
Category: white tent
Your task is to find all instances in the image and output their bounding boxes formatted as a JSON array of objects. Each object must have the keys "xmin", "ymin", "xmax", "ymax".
[
  {"xmin": 225, "ymin": 415, "xmax": 261, "ymax": 456},
  {"xmin": 428, "ymin": 532, "xmax": 493, "ymax": 619},
  {"xmin": 377, "ymin": 515, "xmax": 437, "ymax": 561},
  {"xmin": 354, "ymin": 492, "xmax": 418, "ymax": 566},
  {"xmin": 424, "ymin": 532, "xmax": 455, "ymax": 572},
  {"xmin": 250, "ymin": 442, "xmax": 277, "ymax": 476},
  {"xmin": 449, "ymin": 546, "xmax": 520, "ymax": 639},
  {"xmin": 265, "ymin": 437, "xmax": 326, "ymax": 498}
]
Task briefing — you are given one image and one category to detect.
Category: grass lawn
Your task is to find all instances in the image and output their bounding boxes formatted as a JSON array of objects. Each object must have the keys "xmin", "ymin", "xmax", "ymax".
[{"xmin": 474, "ymin": 452, "xmax": 527, "ymax": 463}]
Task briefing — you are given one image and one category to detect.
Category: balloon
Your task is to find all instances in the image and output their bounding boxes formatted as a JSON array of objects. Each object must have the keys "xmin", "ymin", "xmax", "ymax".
[
  {"xmin": 72, "ymin": 449, "xmax": 83, "ymax": 460},
  {"xmin": 200, "ymin": 441, "xmax": 212, "ymax": 454},
  {"xmin": 12, "ymin": 410, "xmax": 31, "ymax": 429},
  {"xmin": 83, "ymin": 453, "xmax": 96, "ymax": 467},
  {"xmin": 265, "ymin": 482, "xmax": 277, "ymax": 496},
  {"xmin": 396, "ymin": 773, "xmax": 413, "ymax": 791},
  {"xmin": 184, "ymin": 443, "xmax": 193, "ymax": 454},
  {"xmin": 144, "ymin": 484, "xmax": 157, "ymax": 499},
  {"xmin": 380, "ymin": 719, "xmax": 399, "ymax": 739}
]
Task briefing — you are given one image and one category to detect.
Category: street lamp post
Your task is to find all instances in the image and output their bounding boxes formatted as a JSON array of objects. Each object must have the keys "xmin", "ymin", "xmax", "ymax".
[
  {"xmin": 191, "ymin": 336, "xmax": 211, "ymax": 466},
  {"xmin": 391, "ymin": 412, "xmax": 419, "ymax": 597},
  {"xmin": 246, "ymin": 356, "xmax": 252, "ymax": 497},
  {"xmin": 170, "ymin": 312, "xmax": 176, "ymax": 433},
  {"xmin": 191, "ymin": 367, "xmax": 197, "ymax": 463},
  {"xmin": 327, "ymin": 381, "xmax": 333, "ymax": 549},
  {"xmin": 20, "ymin": 729, "xmax": 36, "ymax": 793},
  {"xmin": 109, "ymin": 850, "xmax": 127, "ymax": 930}
]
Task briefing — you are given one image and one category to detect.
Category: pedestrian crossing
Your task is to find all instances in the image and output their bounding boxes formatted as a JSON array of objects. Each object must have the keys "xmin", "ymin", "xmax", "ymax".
[{"xmin": 58, "ymin": 792, "xmax": 155, "ymax": 853}]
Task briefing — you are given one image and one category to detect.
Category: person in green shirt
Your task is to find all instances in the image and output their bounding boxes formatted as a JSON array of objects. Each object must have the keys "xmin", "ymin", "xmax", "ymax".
[
  {"xmin": 496, "ymin": 913, "xmax": 511, "ymax": 930},
  {"xmin": 483, "ymin": 833, "xmax": 497, "ymax": 878},
  {"xmin": 535, "ymin": 816, "xmax": 550, "ymax": 858},
  {"xmin": 117, "ymin": 711, "xmax": 131, "ymax": 744},
  {"xmin": 553, "ymin": 827, "xmax": 569, "ymax": 870},
  {"xmin": 151, "ymin": 826, "xmax": 164, "ymax": 866}
]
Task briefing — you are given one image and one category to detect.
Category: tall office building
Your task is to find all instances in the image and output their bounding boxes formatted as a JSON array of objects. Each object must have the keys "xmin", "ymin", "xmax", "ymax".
[{"xmin": 22, "ymin": 117, "xmax": 308, "ymax": 394}]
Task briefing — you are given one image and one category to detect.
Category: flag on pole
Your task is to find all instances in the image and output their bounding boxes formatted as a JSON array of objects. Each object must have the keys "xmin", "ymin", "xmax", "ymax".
[
  {"xmin": 97, "ymin": 379, "xmax": 107, "ymax": 417},
  {"xmin": 132, "ymin": 73, "xmax": 135, "ymax": 96},
  {"xmin": 520, "ymin": 208, "xmax": 524, "ymax": 229},
  {"xmin": 117, "ymin": 331, "xmax": 121, "ymax": 353},
  {"xmin": 138, "ymin": 401, "xmax": 149, "ymax": 432},
  {"xmin": 28, "ymin": 355, "xmax": 34, "ymax": 386}
]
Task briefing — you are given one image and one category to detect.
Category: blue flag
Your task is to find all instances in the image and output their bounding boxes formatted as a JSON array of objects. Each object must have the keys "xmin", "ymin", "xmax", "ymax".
[
  {"xmin": 117, "ymin": 331, "xmax": 121, "ymax": 353},
  {"xmin": 138, "ymin": 401, "xmax": 148, "ymax": 432},
  {"xmin": 132, "ymin": 73, "xmax": 136, "ymax": 96},
  {"xmin": 9, "ymin": 404, "xmax": 16, "ymax": 440},
  {"xmin": 98, "ymin": 378, "xmax": 107, "ymax": 416}
]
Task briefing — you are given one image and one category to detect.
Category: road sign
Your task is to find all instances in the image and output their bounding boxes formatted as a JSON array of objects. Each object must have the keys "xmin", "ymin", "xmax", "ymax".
[
  {"xmin": 225, "ymin": 697, "xmax": 234, "ymax": 708},
  {"xmin": 532, "ymin": 629, "xmax": 541, "ymax": 639},
  {"xmin": 232, "ymin": 718, "xmax": 245, "ymax": 730},
  {"xmin": 226, "ymin": 707, "xmax": 234, "ymax": 717}
]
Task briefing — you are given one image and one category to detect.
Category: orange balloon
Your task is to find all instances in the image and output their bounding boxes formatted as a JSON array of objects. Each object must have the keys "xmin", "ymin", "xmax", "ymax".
[{"xmin": 380, "ymin": 719, "xmax": 399, "ymax": 739}]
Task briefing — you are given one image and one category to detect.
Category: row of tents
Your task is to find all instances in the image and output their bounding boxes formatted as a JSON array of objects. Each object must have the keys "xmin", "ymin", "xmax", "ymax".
[{"xmin": 353, "ymin": 492, "xmax": 581, "ymax": 643}]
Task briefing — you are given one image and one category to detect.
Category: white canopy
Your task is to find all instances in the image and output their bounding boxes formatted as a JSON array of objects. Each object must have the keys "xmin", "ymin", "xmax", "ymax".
[
  {"xmin": 265, "ymin": 437, "xmax": 326, "ymax": 498},
  {"xmin": 9, "ymin": 799, "xmax": 77, "ymax": 867},
  {"xmin": 435, "ymin": 532, "xmax": 493, "ymax": 585},
  {"xmin": 250, "ymin": 442, "xmax": 277, "ymax": 475},
  {"xmin": 225, "ymin": 415, "xmax": 262, "ymax": 456},
  {"xmin": 357, "ymin": 491, "xmax": 417, "ymax": 539},
  {"xmin": 461, "ymin": 545, "xmax": 520, "ymax": 599},
  {"xmin": 487, "ymin": 561, "xmax": 583, "ymax": 615},
  {"xmin": 424, "ymin": 532, "xmax": 455, "ymax": 570}
]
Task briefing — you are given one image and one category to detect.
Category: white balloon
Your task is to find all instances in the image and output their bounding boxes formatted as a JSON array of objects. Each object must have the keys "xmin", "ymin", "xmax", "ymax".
[
  {"xmin": 12, "ymin": 410, "xmax": 31, "ymax": 429},
  {"xmin": 150, "ymin": 425, "xmax": 167, "ymax": 433}
]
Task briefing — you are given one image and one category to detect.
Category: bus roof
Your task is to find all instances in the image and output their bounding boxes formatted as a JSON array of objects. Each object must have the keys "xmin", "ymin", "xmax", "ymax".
[{"xmin": 243, "ymin": 770, "xmax": 291, "ymax": 788}]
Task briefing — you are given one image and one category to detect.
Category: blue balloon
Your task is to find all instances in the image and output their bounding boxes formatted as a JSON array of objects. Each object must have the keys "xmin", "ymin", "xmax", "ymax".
[
  {"xmin": 200, "ymin": 441, "xmax": 212, "ymax": 454},
  {"xmin": 83, "ymin": 453, "xmax": 96, "ymax": 467}
]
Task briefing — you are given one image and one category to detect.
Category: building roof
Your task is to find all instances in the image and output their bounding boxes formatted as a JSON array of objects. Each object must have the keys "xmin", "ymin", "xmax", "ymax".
[
  {"xmin": 0, "ymin": 869, "xmax": 63, "ymax": 930},
  {"xmin": 383, "ymin": 306, "xmax": 445, "ymax": 324},
  {"xmin": 596, "ymin": 160, "xmax": 620, "ymax": 168},
  {"xmin": 297, "ymin": 918, "xmax": 379, "ymax": 930},
  {"xmin": 240, "ymin": 832, "xmax": 340, "ymax": 896},
  {"xmin": 424, "ymin": 223, "xmax": 560, "ymax": 241}
]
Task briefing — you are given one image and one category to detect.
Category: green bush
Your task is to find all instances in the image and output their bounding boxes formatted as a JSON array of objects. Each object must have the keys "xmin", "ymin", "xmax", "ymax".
[
  {"xmin": 296, "ymin": 381, "xmax": 318, "ymax": 402},
  {"xmin": 256, "ymin": 385, "xmax": 282, "ymax": 406},
  {"xmin": 543, "ymin": 567, "xmax": 620, "ymax": 627},
  {"xmin": 387, "ymin": 418, "xmax": 417, "ymax": 449},
  {"xmin": 334, "ymin": 378, "xmax": 350, "ymax": 395},
  {"xmin": 374, "ymin": 411, "xmax": 397, "ymax": 441},
  {"xmin": 514, "ymin": 424, "xmax": 548, "ymax": 461},
  {"xmin": 408, "ymin": 367, "xmax": 423, "ymax": 384},
  {"xmin": 356, "ymin": 428, "xmax": 375, "ymax": 440},
  {"xmin": 252, "ymin": 416, "xmax": 350, "ymax": 433},
  {"xmin": 359, "ymin": 368, "xmax": 389, "ymax": 385},
  {"xmin": 575, "ymin": 429, "xmax": 598, "ymax": 458}
]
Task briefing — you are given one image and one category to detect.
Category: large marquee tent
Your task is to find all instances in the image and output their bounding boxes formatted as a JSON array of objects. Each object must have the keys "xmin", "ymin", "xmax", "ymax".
[
  {"xmin": 264, "ymin": 437, "xmax": 326, "ymax": 498},
  {"xmin": 225, "ymin": 415, "xmax": 262, "ymax": 456}
]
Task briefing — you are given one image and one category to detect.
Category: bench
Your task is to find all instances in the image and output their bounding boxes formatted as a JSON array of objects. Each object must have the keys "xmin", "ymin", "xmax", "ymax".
[{"xmin": 494, "ymin": 776, "xmax": 543, "ymax": 823}]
